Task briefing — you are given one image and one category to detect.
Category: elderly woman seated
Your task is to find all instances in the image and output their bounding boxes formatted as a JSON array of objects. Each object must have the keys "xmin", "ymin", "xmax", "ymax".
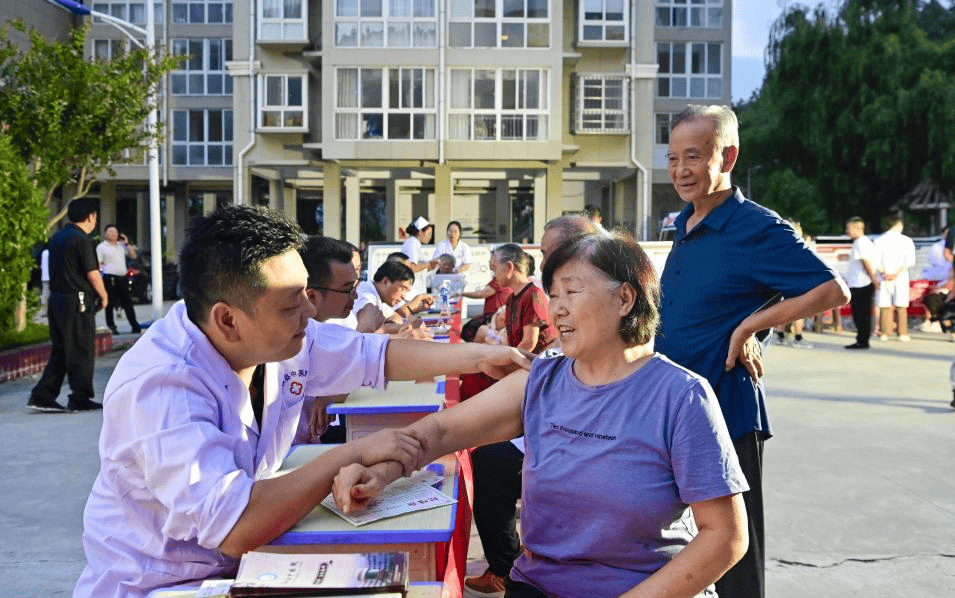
[{"xmin": 333, "ymin": 232, "xmax": 749, "ymax": 598}]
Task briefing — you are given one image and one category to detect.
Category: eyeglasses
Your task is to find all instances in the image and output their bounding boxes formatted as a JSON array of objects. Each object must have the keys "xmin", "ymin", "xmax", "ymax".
[{"xmin": 312, "ymin": 280, "xmax": 359, "ymax": 295}]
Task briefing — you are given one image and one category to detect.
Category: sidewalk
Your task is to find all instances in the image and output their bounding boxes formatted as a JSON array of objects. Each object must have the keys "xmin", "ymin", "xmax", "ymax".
[{"xmin": 1, "ymin": 326, "xmax": 953, "ymax": 596}]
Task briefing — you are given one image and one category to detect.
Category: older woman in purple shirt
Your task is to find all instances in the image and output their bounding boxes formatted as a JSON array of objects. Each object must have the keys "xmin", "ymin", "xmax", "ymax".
[{"xmin": 334, "ymin": 233, "xmax": 749, "ymax": 598}]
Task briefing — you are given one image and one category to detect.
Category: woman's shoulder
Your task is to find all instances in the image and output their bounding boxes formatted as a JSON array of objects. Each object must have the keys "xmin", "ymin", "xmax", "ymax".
[
  {"xmin": 645, "ymin": 354, "xmax": 713, "ymax": 396},
  {"xmin": 528, "ymin": 350, "xmax": 569, "ymax": 382}
]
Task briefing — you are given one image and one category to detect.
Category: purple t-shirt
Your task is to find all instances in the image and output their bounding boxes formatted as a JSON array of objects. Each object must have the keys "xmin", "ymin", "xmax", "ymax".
[{"xmin": 510, "ymin": 354, "xmax": 748, "ymax": 598}]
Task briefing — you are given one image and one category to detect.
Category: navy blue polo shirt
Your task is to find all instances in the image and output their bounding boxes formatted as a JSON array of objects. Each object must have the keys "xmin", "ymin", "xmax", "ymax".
[{"xmin": 656, "ymin": 187, "xmax": 837, "ymax": 440}]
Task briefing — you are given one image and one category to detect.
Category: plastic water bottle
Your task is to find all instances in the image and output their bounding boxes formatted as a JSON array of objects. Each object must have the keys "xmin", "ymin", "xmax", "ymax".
[{"xmin": 439, "ymin": 280, "xmax": 451, "ymax": 317}]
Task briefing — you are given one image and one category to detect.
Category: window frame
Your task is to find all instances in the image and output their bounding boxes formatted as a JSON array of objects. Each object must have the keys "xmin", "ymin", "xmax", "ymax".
[
  {"xmin": 334, "ymin": 0, "xmax": 438, "ymax": 48},
  {"xmin": 258, "ymin": 73, "xmax": 309, "ymax": 131},
  {"xmin": 574, "ymin": 74, "xmax": 630, "ymax": 135},
  {"xmin": 448, "ymin": 67, "xmax": 550, "ymax": 141},
  {"xmin": 170, "ymin": 0, "xmax": 233, "ymax": 24},
  {"xmin": 170, "ymin": 38, "xmax": 233, "ymax": 96},
  {"xmin": 656, "ymin": 41, "xmax": 723, "ymax": 100},
  {"xmin": 448, "ymin": 0, "xmax": 550, "ymax": 49},
  {"xmin": 655, "ymin": 0, "xmax": 723, "ymax": 29},
  {"xmin": 171, "ymin": 109, "xmax": 234, "ymax": 167},
  {"xmin": 259, "ymin": 0, "xmax": 307, "ymax": 41},
  {"xmin": 334, "ymin": 66, "xmax": 437, "ymax": 141},
  {"xmin": 578, "ymin": 0, "xmax": 628, "ymax": 45},
  {"xmin": 92, "ymin": 1, "xmax": 162, "ymax": 25}
]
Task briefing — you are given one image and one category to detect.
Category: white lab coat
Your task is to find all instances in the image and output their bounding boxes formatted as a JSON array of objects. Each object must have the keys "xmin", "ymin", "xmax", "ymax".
[{"xmin": 74, "ymin": 301, "xmax": 389, "ymax": 598}]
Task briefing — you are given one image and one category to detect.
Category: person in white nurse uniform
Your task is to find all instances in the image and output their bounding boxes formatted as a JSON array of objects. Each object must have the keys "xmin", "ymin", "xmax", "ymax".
[{"xmin": 73, "ymin": 206, "xmax": 531, "ymax": 598}]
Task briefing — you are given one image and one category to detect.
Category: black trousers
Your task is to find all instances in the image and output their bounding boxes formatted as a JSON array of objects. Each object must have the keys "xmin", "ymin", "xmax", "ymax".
[
  {"xmin": 31, "ymin": 292, "xmax": 96, "ymax": 404},
  {"xmin": 715, "ymin": 431, "xmax": 765, "ymax": 598},
  {"xmin": 849, "ymin": 284, "xmax": 874, "ymax": 346},
  {"xmin": 103, "ymin": 274, "xmax": 140, "ymax": 332},
  {"xmin": 472, "ymin": 441, "xmax": 524, "ymax": 578}
]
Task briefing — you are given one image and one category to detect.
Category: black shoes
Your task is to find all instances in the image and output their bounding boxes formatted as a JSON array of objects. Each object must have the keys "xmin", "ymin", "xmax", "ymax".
[
  {"xmin": 108, "ymin": 327, "xmax": 119, "ymax": 335},
  {"xmin": 27, "ymin": 398, "xmax": 67, "ymax": 413},
  {"xmin": 67, "ymin": 398, "xmax": 103, "ymax": 412},
  {"xmin": 845, "ymin": 342, "xmax": 870, "ymax": 349}
]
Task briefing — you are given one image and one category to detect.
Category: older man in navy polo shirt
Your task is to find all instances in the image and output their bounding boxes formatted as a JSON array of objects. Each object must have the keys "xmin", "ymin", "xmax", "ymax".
[{"xmin": 656, "ymin": 105, "xmax": 849, "ymax": 598}]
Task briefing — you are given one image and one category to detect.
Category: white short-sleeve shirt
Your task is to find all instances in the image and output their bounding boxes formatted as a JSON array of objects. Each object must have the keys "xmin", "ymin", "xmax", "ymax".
[
  {"xmin": 96, "ymin": 241, "xmax": 128, "ymax": 276},
  {"xmin": 846, "ymin": 235, "xmax": 876, "ymax": 288},
  {"xmin": 433, "ymin": 239, "xmax": 472, "ymax": 269},
  {"xmin": 73, "ymin": 302, "xmax": 390, "ymax": 598},
  {"xmin": 352, "ymin": 280, "xmax": 395, "ymax": 319}
]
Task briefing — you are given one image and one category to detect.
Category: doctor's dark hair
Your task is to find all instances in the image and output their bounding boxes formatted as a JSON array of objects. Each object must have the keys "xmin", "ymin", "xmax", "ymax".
[
  {"xmin": 179, "ymin": 205, "xmax": 303, "ymax": 325},
  {"xmin": 541, "ymin": 232, "xmax": 659, "ymax": 345},
  {"xmin": 301, "ymin": 236, "xmax": 353, "ymax": 289},
  {"xmin": 373, "ymin": 260, "xmax": 415, "ymax": 284}
]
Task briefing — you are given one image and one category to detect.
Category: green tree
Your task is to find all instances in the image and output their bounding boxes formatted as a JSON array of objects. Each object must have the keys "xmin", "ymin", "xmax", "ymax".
[
  {"xmin": 737, "ymin": 0, "xmax": 955, "ymax": 234},
  {"xmin": 0, "ymin": 133, "xmax": 46, "ymax": 331},
  {"xmin": 0, "ymin": 20, "xmax": 177, "ymax": 331},
  {"xmin": 0, "ymin": 20, "xmax": 177, "ymax": 229}
]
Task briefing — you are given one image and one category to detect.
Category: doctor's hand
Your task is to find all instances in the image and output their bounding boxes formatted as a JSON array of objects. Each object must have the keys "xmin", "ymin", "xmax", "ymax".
[
  {"xmin": 333, "ymin": 463, "xmax": 390, "ymax": 514},
  {"xmin": 476, "ymin": 345, "xmax": 534, "ymax": 379},
  {"xmin": 725, "ymin": 330, "xmax": 764, "ymax": 383},
  {"xmin": 355, "ymin": 428, "xmax": 424, "ymax": 476}
]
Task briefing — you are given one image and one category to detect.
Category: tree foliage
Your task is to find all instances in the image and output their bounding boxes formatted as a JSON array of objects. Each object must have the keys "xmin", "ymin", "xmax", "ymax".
[
  {"xmin": 736, "ymin": 0, "xmax": 955, "ymax": 235},
  {"xmin": 0, "ymin": 133, "xmax": 46, "ymax": 328},
  {"xmin": 0, "ymin": 20, "xmax": 177, "ymax": 229}
]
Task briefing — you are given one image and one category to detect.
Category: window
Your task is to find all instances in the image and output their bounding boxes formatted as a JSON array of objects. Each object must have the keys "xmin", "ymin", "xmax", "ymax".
[
  {"xmin": 170, "ymin": 39, "xmax": 233, "ymax": 96},
  {"xmin": 579, "ymin": 0, "xmax": 626, "ymax": 43},
  {"xmin": 655, "ymin": 112, "xmax": 675, "ymax": 144},
  {"xmin": 575, "ymin": 75, "xmax": 629, "ymax": 134},
  {"xmin": 656, "ymin": 0, "xmax": 723, "ymax": 29},
  {"xmin": 657, "ymin": 42, "xmax": 722, "ymax": 99},
  {"xmin": 335, "ymin": 0, "xmax": 437, "ymax": 47},
  {"xmin": 172, "ymin": 110, "xmax": 233, "ymax": 166},
  {"xmin": 171, "ymin": 0, "xmax": 233, "ymax": 24},
  {"xmin": 259, "ymin": 74, "xmax": 307, "ymax": 129},
  {"xmin": 260, "ymin": 0, "xmax": 306, "ymax": 41},
  {"xmin": 335, "ymin": 67, "xmax": 436, "ymax": 140},
  {"xmin": 92, "ymin": 39, "xmax": 128, "ymax": 61},
  {"xmin": 449, "ymin": 68, "xmax": 548, "ymax": 141},
  {"xmin": 92, "ymin": 1, "xmax": 162, "ymax": 25},
  {"xmin": 449, "ymin": 0, "xmax": 549, "ymax": 48}
]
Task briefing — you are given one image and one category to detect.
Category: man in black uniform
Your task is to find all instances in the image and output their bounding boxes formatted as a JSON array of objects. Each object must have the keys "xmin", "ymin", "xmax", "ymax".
[{"xmin": 28, "ymin": 198, "xmax": 109, "ymax": 413}]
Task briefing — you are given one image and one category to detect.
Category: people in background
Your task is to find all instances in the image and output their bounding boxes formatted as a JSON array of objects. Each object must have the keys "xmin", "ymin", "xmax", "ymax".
[
  {"xmin": 584, "ymin": 204, "xmax": 605, "ymax": 232},
  {"xmin": 874, "ymin": 215, "xmax": 916, "ymax": 342},
  {"xmin": 28, "ymin": 198, "xmax": 108, "ymax": 413},
  {"xmin": 401, "ymin": 216, "xmax": 439, "ymax": 296},
  {"xmin": 96, "ymin": 224, "xmax": 142, "ymax": 335},
  {"xmin": 433, "ymin": 220, "xmax": 472, "ymax": 273}
]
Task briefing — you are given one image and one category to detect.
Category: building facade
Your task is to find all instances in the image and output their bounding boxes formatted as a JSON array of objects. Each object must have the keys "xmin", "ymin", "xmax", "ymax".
[{"xmin": 82, "ymin": 0, "xmax": 731, "ymax": 255}]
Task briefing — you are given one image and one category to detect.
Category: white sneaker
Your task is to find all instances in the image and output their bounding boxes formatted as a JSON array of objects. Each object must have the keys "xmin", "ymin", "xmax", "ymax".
[
  {"xmin": 790, "ymin": 338, "xmax": 814, "ymax": 349},
  {"xmin": 879, "ymin": 334, "xmax": 888, "ymax": 341},
  {"xmin": 898, "ymin": 334, "xmax": 911, "ymax": 342}
]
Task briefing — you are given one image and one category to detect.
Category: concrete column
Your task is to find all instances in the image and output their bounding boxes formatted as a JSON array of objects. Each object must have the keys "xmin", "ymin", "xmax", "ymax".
[
  {"xmin": 495, "ymin": 182, "xmax": 510, "ymax": 242},
  {"xmin": 164, "ymin": 194, "xmax": 176, "ymax": 262},
  {"xmin": 534, "ymin": 173, "xmax": 548, "ymax": 244},
  {"xmin": 344, "ymin": 175, "xmax": 360, "ymax": 244},
  {"xmin": 202, "ymin": 192, "xmax": 217, "ymax": 215},
  {"xmin": 268, "ymin": 179, "xmax": 282, "ymax": 211},
  {"xmin": 322, "ymin": 163, "xmax": 342, "ymax": 238},
  {"xmin": 544, "ymin": 163, "xmax": 563, "ymax": 225},
  {"xmin": 434, "ymin": 163, "xmax": 451, "ymax": 232},
  {"xmin": 98, "ymin": 181, "xmax": 117, "ymax": 233},
  {"xmin": 386, "ymin": 179, "xmax": 399, "ymax": 241},
  {"xmin": 283, "ymin": 186, "xmax": 296, "ymax": 220},
  {"xmin": 136, "ymin": 192, "xmax": 149, "ymax": 252}
]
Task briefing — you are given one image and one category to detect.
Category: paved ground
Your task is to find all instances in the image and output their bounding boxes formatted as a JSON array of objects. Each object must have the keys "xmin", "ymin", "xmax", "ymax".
[{"xmin": 1, "ymin": 317, "xmax": 953, "ymax": 597}]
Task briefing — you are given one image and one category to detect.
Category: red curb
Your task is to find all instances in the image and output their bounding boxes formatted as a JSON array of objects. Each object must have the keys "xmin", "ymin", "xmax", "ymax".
[{"xmin": 0, "ymin": 332, "xmax": 114, "ymax": 383}]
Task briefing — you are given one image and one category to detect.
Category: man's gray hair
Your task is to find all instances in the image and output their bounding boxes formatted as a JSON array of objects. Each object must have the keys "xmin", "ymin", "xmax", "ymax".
[
  {"xmin": 672, "ymin": 105, "xmax": 739, "ymax": 152},
  {"xmin": 543, "ymin": 214, "xmax": 596, "ymax": 243}
]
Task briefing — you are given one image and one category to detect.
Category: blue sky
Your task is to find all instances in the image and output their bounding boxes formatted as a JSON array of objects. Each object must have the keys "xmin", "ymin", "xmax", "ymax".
[{"xmin": 732, "ymin": 0, "xmax": 789, "ymax": 103}]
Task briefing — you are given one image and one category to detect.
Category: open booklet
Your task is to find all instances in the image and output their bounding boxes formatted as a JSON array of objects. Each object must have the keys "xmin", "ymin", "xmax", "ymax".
[
  {"xmin": 320, "ymin": 475, "xmax": 454, "ymax": 527},
  {"xmin": 226, "ymin": 551, "xmax": 408, "ymax": 597}
]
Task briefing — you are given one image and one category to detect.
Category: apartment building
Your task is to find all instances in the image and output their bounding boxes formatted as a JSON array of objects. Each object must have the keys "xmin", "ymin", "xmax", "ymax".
[{"xmin": 81, "ymin": 0, "xmax": 731, "ymax": 254}]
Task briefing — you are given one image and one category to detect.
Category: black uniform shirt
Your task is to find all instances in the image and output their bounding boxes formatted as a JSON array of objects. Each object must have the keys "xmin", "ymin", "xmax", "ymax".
[{"xmin": 49, "ymin": 223, "xmax": 98, "ymax": 294}]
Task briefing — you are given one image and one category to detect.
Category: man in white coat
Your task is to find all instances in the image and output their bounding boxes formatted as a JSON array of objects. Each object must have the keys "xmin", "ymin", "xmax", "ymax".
[{"xmin": 74, "ymin": 206, "xmax": 530, "ymax": 598}]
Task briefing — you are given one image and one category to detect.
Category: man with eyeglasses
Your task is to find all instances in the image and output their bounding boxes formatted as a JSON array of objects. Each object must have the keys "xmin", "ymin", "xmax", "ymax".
[
  {"xmin": 302, "ymin": 237, "xmax": 384, "ymax": 333},
  {"xmin": 296, "ymin": 237, "xmax": 385, "ymax": 444}
]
